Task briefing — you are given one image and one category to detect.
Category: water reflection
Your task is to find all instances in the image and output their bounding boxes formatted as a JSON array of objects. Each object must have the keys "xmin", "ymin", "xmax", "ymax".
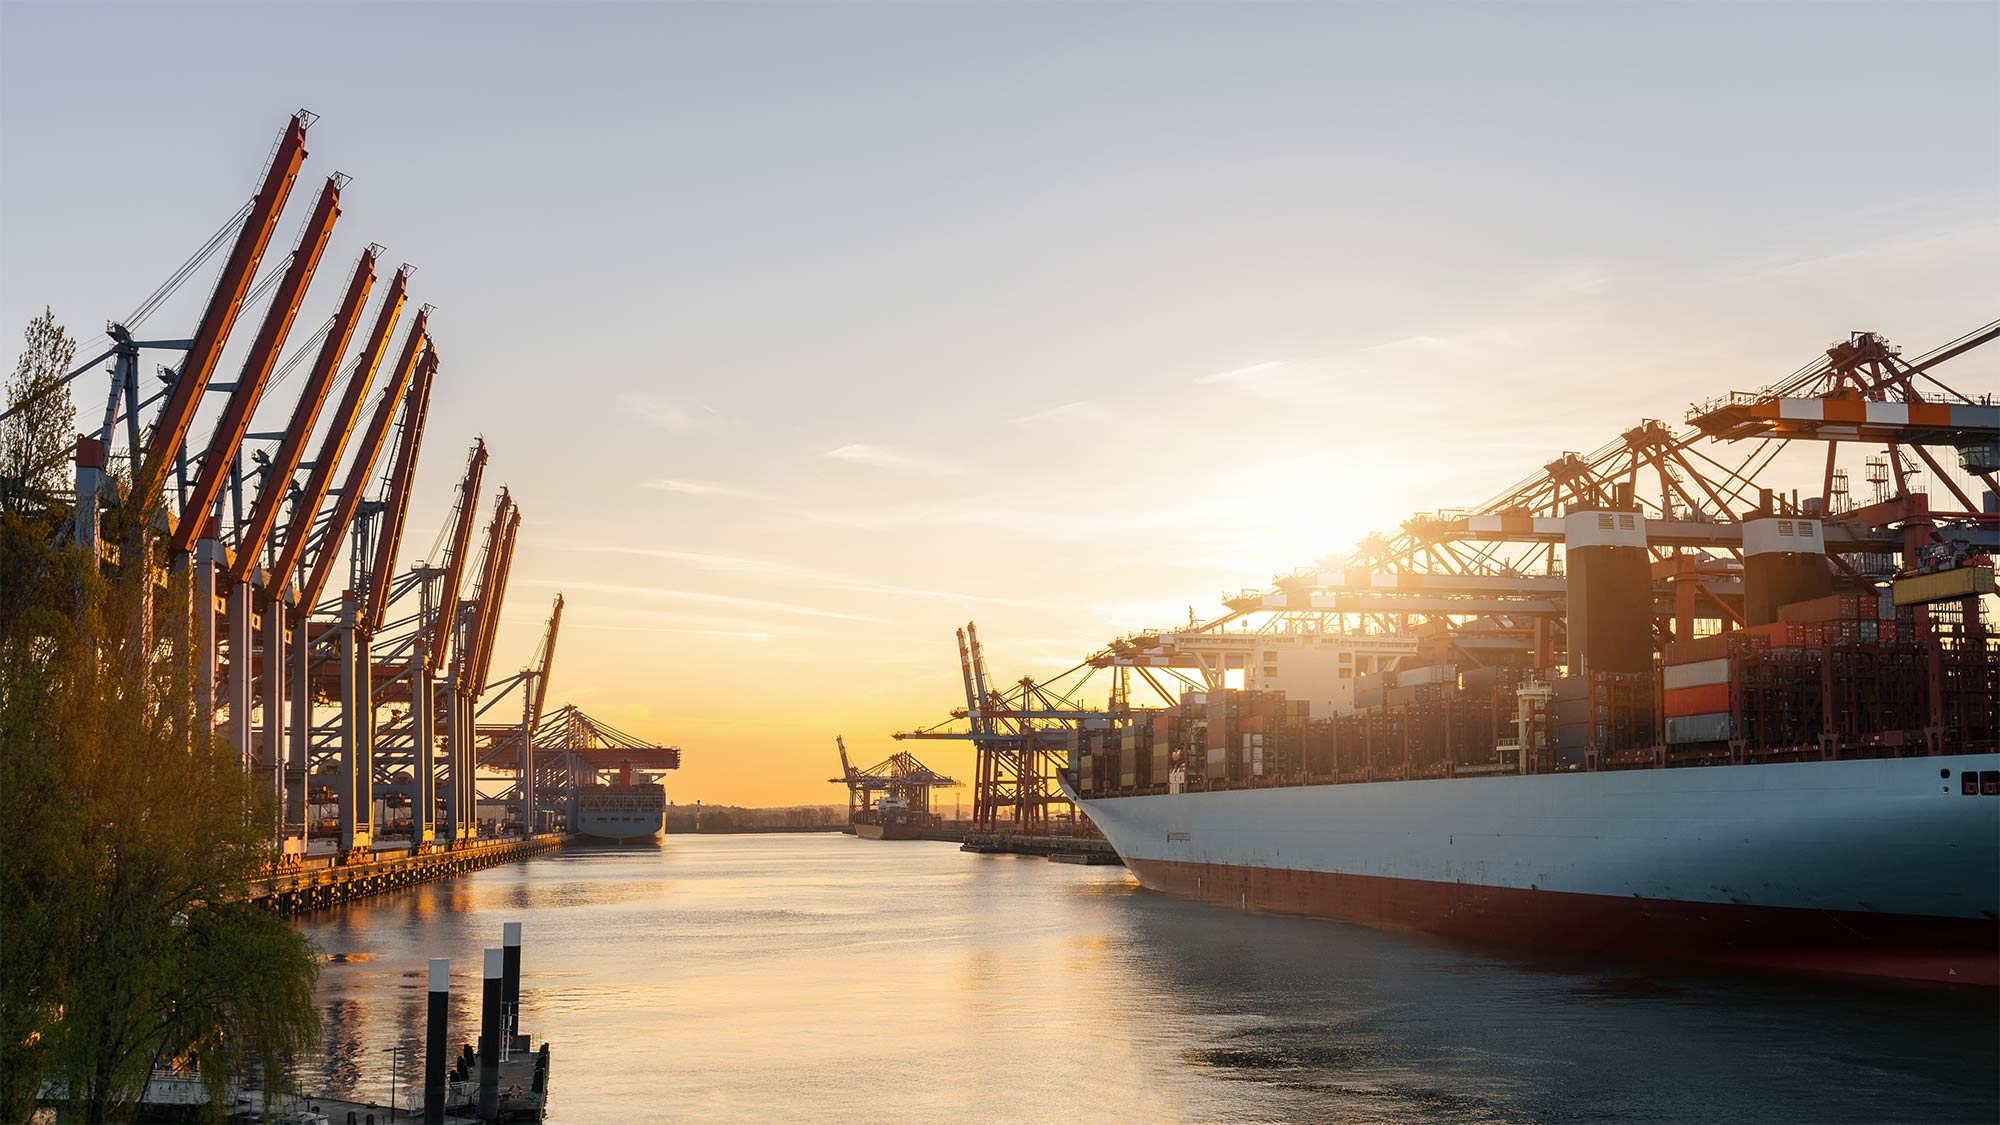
[{"xmin": 298, "ymin": 835, "xmax": 1997, "ymax": 1123}]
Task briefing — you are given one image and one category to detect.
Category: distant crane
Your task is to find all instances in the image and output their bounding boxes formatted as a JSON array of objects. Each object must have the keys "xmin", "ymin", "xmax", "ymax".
[
  {"xmin": 894, "ymin": 623, "xmax": 1096, "ymax": 835},
  {"xmin": 829, "ymin": 737, "xmax": 957, "ymax": 826}
]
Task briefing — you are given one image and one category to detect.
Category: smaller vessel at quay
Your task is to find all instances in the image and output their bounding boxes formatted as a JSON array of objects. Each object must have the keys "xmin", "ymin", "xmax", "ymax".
[
  {"xmin": 851, "ymin": 794, "xmax": 926, "ymax": 840},
  {"xmin": 829, "ymin": 737, "xmax": 957, "ymax": 841}
]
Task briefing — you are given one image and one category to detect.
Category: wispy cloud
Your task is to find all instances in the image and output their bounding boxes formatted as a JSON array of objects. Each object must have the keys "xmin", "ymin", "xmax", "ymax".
[
  {"xmin": 514, "ymin": 576, "xmax": 891, "ymax": 623},
  {"xmin": 563, "ymin": 622, "xmax": 772, "ymax": 642},
  {"xmin": 802, "ymin": 495, "xmax": 1244, "ymax": 542},
  {"xmin": 825, "ymin": 443, "xmax": 960, "ymax": 475},
  {"xmin": 1193, "ymin": 336, "xmax": 1461, "ymax": 406},
  {"xmin": 1195, "ymin": 360, "xmax": 1288, "ymax": 387},
  {"xmin": 620, "ymin": 392, "xmax": 716, "ymax": 432},
  {"xmin": 1718, "ymin": 220, "xmax": 2000, "ymax": 285},
  {"xmin": 550, "ymin": 543, "xmax": 1063, "ymax": 607},
  {"xmin": 643, "ymin": 478, "xmax": 766, "ymax": 499},
  {"xmin": 1013, "ymin": 400, "xmax": 1105, "ymax": 425}
]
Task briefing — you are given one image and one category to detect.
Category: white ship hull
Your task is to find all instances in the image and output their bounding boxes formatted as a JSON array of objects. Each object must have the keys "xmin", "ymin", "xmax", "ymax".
[{"xmin": 1075, "ymin": 752, "xmax": 2000, "ymax": 985}]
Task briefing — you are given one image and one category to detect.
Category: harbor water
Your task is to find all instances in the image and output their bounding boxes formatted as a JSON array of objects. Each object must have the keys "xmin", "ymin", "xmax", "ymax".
[{"xmin": 298, "ymin": 834, "xmax": 1998, "ymax": 1123}]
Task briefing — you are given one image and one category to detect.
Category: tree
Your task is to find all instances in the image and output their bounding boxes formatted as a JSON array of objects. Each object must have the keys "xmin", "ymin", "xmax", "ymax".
[
  {"xmin": 0, "ymin": 310, "xmax": 320, "ymax": 1123},
  {"xmin": 0, "ymin": 308, "xmax": 77, "ymax": 514}
]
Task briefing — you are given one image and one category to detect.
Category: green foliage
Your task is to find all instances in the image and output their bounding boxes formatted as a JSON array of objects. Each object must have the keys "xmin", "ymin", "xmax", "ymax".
[
  {"xmin": 0, "ymin": 314, "xmax": 320, "ymax": 1123},
  {"xmin": 1, "ymin": 308, "xmax": 77, "ymax": 514}
]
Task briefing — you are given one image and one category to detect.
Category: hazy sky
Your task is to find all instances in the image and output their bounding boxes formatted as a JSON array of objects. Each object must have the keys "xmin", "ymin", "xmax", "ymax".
[{"xmin": 4, "ymin": 2, "xmax": 1995, "ymax": 804}]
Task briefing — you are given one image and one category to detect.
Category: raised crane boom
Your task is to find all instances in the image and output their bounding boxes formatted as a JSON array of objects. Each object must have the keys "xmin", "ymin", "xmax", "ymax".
[
  {"xmin": 170, "ymin": 173, "xmax": 344, "ymax": 554},
  {"xmin": 529, "ymin": 594, "xmax": 563, "ymax": 725},
  {"xmin": 361, "ymin": 345, "xmax": 438, "ymax": 633},
  {"xmin": 455, "ymin": 489, "xmax": 512, "ymax": 697},
  {"xmin": 471, "ymin": 505, "xmax": 522, "ymax": 689},
  {"xmin": 299, "ymin": 311, "xmax": 428, "ymax": 610},
  {"xmin": 268, "ymin": 266, "xmax": 408, "ymax": 586},
  {"xmin": 227, "ymin": 246, "xmax": 377, "ymax": 583},
  {"xmin": 131, "ymin": 113, "xmax": 310, "ymax": 512},
  {"xmin": 426, "ymin": 440, "xmax": 488, "ymax": 674}
]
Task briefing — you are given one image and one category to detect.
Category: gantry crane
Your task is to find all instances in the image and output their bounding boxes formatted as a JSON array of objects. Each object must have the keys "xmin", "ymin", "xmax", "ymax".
[
  {"xmin": 13, "ymin": 111, "xmax": 555, "ymax": 868},
  {"xmin": 472, "ymin": 595, "xmax": 564, "ymax": 832},
  {"xmin": 893, "ymin": 623, "xmax": 1085, "ymax": 834},
  {"xmin": 1078, "ymin": 325, "xmax": 2000, "ymax": 695},
  {"xmin": 829, "ymin": 737, "xmax": 957, "ymax": 826},
  {"xmin": 343, "ymin": 440, "xmax": 493, "ymax": 848}
]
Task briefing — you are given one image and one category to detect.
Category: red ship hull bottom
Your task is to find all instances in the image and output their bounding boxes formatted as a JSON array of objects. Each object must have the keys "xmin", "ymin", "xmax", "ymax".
[
  {"xmin": 1124, "ymin": 857, "xmax": 2000, "ymax": 988},
  {"xmin": 854, "ymin": 821, "xmax": 922, "ymax": 841}
]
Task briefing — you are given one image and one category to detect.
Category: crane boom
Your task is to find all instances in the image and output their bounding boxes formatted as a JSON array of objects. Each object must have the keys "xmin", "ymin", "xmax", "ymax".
[
  {"xmin": 130, "ymin": 113, "xmax": 309, "ymax": 511},
  {"xmin": 362, "ymin": 345, "xmax": 438, "ymax": 632},
  {"xmin": 269, "ymin": 266, "xmax": 408, "ymax": 586},
  {"xmin": 426, "ymin": 441, "xmax": 488, "ymax": 673},
  {"xmin": 456, "ymin": 489, "xmax": 512, "ymax": 696},
  {"xmin": 170, "ymin": 173, "xmax": 343, "ymax": 554},
  {"xmin": 530, "ymin": 594, "xmax": 563, "ymax": 724},
  {"xmin": 472, "ymin": 506, "xmax": 522, "ymax": 688},
  {"xmin": 300, "ymin": 310, "xmax": 428, "ymax": 610},
  {"xmin": 227, "ymin": 246, "xmax": 377, "ymax": 583}
]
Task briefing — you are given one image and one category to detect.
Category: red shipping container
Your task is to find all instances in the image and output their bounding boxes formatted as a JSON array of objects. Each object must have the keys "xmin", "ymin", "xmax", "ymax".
[
  {"xmin": 1779, "ymin": 594, "xmax": 1860, "ymax": 624},
  {"xmin": 1665, "ymin": 683, "xmax": 1731, "ymax": 717}
]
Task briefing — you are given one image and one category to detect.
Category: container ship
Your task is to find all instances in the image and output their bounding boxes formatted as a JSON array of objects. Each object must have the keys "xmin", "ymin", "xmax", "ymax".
[
  {"xmin": 1002, "ymin": 330, "xmax": 2000, "ymax": 986},
  {"xmin": 1064, "ymin": 554, "xmax": 1998, "ymax": 986},
  {"xmin": 573, "ymin": 780, "xmax": 667, "ymax": 843}
]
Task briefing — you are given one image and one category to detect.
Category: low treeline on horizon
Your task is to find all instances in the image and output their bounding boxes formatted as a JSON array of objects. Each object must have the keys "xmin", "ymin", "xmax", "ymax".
[{"xmin": 665, "ymin": 804, "xmax": 845, "ymax": 832}]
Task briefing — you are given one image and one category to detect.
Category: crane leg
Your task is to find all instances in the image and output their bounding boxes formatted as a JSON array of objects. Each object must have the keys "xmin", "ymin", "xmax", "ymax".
[
  {"xmin": 194, "ymin": 538, "xmax": 220, "ymax": 743},
  {"xmin": 259, "ymin": 590, "xmax": 287, "ymax": 847},
  {"xmin": 287, "ymin": 610, "xmax": 310, "ymax": 845},
  {"xmin": 412, "ymin": 654, "xmax": 435, "ymax": 847},
  {"xmin": 227, "ymin": 578, "xmax": 255, "ymax": 771}
]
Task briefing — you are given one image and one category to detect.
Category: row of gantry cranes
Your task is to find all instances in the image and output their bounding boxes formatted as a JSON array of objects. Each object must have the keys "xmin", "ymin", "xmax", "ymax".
[
  {"xmin": 7, "ymin": 111, "xmax": 675, "ymax": 863},
  {"xmin": 895, "ymin": 323, "xmax": 2000, "ymax": 833}
]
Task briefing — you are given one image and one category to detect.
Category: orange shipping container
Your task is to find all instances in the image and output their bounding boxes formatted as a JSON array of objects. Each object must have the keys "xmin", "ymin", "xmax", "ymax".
[{"xmin": 1664, "ymin": 683, "xmax": 1731, "ymax": 718}]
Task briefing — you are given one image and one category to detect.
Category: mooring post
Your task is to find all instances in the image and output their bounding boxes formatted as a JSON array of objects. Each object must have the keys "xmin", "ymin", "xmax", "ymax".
[
  {"xmin": 424, "ymin": 957, "xmax": 448, "ymax": 1124},
  {"xmin": 501, "ymin": 922, "xmax": 523, "ymax": 1047},
  {"xmin": 478, "ymin": 947, "xmax": 501, "ymax": 1119}
]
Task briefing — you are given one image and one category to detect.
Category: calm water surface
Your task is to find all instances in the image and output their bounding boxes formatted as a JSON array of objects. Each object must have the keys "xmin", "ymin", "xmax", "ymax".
[{"xmin": 298, "ymin": 834, "xmax": 1998, "ymax": 1123}]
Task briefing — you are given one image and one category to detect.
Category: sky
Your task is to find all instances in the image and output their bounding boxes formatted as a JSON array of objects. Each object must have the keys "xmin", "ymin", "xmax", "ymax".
[{"xmin": 3, "ymin": 2, "xmax": 1996, "ymax": 805}]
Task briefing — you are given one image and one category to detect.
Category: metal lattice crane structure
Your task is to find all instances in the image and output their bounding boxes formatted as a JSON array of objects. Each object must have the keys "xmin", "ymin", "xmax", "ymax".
[
  {"xmin": 894, "ymin": 623, "xmax": 1098, "ymax": 834},
  {"xmin": 829, "ymin": 737, "xmax": 957, "ymax": 823},
  {"xmin": 1077, "ymin": 325, "xmax": 2000, "ymax": 707},
  {"xmin": 473, "ymin": 595, "xmax": 563, "ymax": 831},
  {"xmin": 508, "ymin": 704, "xmax": 682, "ymax": 831},
  {"xmin": 4, "ymin": 111, "xmax": 552, "ymax": 865}
]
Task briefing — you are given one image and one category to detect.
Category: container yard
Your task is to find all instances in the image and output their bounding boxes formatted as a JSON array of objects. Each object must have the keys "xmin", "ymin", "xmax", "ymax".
[{"xmin": 901, "ymin": 326, "xmax": 2000, "ymax": 986}]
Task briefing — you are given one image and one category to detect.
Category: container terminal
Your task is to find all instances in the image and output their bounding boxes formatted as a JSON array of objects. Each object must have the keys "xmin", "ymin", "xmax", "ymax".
[
  {"xmin": 900, "ymin": 327, "xmax": 2000, "ymax": 985},
  {"xmin": 4, "ymin": 112, "xmax": 687, "ymax": 911}
]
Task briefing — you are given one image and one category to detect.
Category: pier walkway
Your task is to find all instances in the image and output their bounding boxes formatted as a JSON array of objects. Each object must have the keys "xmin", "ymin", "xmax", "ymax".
[{"xmin": 250, "ymin": 833, "xmax": 565, "ymax": 914}]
